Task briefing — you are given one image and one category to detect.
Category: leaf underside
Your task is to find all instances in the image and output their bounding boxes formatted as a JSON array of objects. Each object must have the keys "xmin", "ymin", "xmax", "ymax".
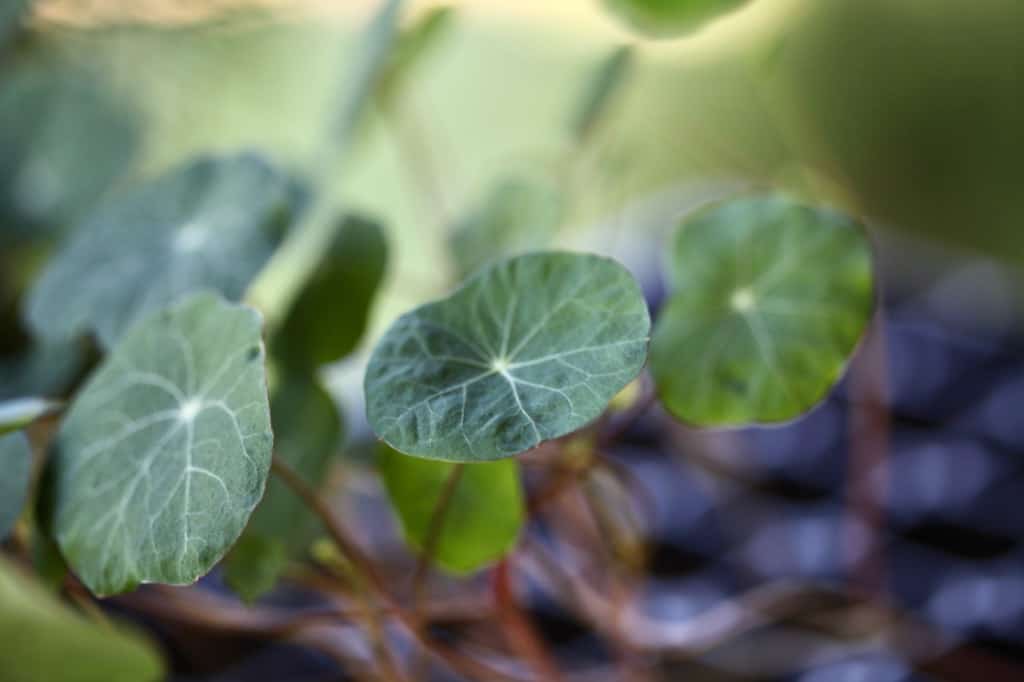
[
  {"xmin": 650, "ymin": 194, "xmax": 874, "ymax": 426},
  {"xmin": 26, "ymin": 153, "xmax": 298, "ymax": 348},
  {"xmin": 365, "ymin": 252, "xmax": 650, "ymax": 462},
  {"xmin": 48, "ymin": 292, "xmax": 273, "ymax": 596},
  {"xmin": 0, "ymin": 556, "xmax": 163, "ymax": 682},
  {"xmin": 377, "ymin": 446, "xmax": 523, "ymax": 574}
]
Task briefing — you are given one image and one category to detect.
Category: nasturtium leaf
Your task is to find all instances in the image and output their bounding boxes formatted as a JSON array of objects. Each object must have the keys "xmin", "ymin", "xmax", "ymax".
[
  {"xmin": 0, "ymin": 0, "xmax": 28, "ymax": 51},
  {"xmin": 0, "ymin": 397, "xmax": 59, "ymax": 436},
  {"xmin": 48, "ymin": 292, "xmax": 273, "ymax": 596},
  {"xmin": 273, "ymin": 215, "xmax": 388, "ymax": 371},
  {"xmin": 0, "ymin": 556, "xmax": 164, "ymax": 682},
  {"xmin": 0, "ymin": 63, "xmax": 138, "ymax": 245},
  {"xmin": 571, "ymin": 45, "xmax": 635, "ymax": 143},
  {"xmin": 650, "ymin": 194, "xmax": 874, "ymax": 426},
  {"xmin": 225, "ymin": 374, "xmax": 343, "ymax": 602},
  {"xmin": 377, "ymin": 6, "xmax": 456, "ymax": 108},
  {"xmin": 377, "ymin": 446, "xmax": 523, "ymax": 573},
  {"xmin": 449, "ymin": 177, "xmax": 566, "ymax": 278},
  {"xmin": 26, "ymin": 153, "xmax": 298, "ymax": 348},
  {"xmin": 365, "ymin": 252, "xmax": 650, "ymax": 462},
  {"xmin": 0, "ymin": 433, "xmax": 31, "ymax": 540},
  {"xmin": 601, "ymin": 0, "xmax": 750, "ymax": 38}
]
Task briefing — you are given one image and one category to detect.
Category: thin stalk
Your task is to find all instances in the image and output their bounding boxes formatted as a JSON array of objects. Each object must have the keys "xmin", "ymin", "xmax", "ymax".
[
  {"xmin": 412, "ymin": 463, "xmax": 464, "ymax": 606},
  {"xmin": 270, "ymin": 456, "xmax": 531, "ymax": 682}
]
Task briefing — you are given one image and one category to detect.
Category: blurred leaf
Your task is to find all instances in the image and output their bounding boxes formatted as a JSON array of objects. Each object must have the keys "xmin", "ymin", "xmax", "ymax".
[
  {"xmin": 0, "ymin": 0, "xmax": 28, "ymax": 52},
  {"xmin": 449, "ymin": 177, "xmax": 566, "ymax": 278},
  {"xmin": 47, "ymin": 293, "xmax": 273, "ymax": 596},
  {"xmin": 601, "ymin": 0, "xmax": 751, "ymax": 38},
  {"xmin": 273, "ymin": 215, "xmax": 388, "ymax": 371},
  {"xmin": 571, "ymin": 45, "xmax": 635, "ymax": 143},
  {"xmin": 0, "ymin": 556, "xmax": 163, "ymax": 682},
  {"xmin": 378, "ymin": 446, "xmax": 523, "ymax": 573},
  {"xmin": 650, "ymin": 194, "xmax": 874, "ymax": 426},
  {"xmin": 26, "ymin": 153, "xmax": 299, "ymax": 348},
  {"xmin": 223, "ymin": 533, "xmax": 288, "ymax": 604},
  {"xmin": 0, "ymin": 62, "xmax": 138, "ymax": 244},
  {"xmin": 377, "ymin": 6, "xmax": 456, "ymax": 107},
  {"xmin": 0, "ymin": 339, "xmax": 89, "ymax": 402},
  {"xmin": 226, "ymin": 374, "xmax": 343, "ymax": 602},
  {"xmin": 0, "ymin": 397, "xmax": 59, "ymax": 436},
  {"xmin": 0, "ymin": 433, "xmax": 31, "ymax": 540},
  {"xmin": 365, "ymin": 252, "xmax": 650, "ymax": 462}
]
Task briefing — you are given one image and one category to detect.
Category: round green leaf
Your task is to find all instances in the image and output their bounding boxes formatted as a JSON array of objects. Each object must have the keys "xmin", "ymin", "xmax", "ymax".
[
  {"xmin": 0, "ymin": 433, "xmax": 31, "ymax": 540},
  {"xmin": 449, "ymin": 177, "xmax": 566, "ymax": 279},
  {"xmin": 601, "ymin": 0, "xmax": 751, "ymax": 38},
  {"xmin": 650, "ymin": 194, "xmax": 874, "ymax": 426},
  {"xmin": 226, "ymin": 374, "xmax": 343, "ymax": 602},
  {"xmin": 0, "ymin": 397, "xmax": 59, "ymax": 436},
  {"xmin": 0, "ymin": 556, "xmax": 164, "ymax": 682},
  {"xmin": 272, "ymin": 215, "xmax": 388, "ymax": 371},
  {"xmin": 365, "ymin": 252, "xmax": 650, "ymax": 462},
  {"xmin": 48, "ymin": 292, "xmax": 273, "ymax": 596},
  {"xmin": 377, "ymin": 446, "xmax": 523, "ymax": 574},
  {"xmin": 26, "ymin": 153, "xmax": 298, "ymax": 348}
]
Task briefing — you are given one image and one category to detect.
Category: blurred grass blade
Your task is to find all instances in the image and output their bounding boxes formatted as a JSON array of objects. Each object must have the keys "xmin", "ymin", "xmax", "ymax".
[
  {"xmin": 326, "ymin": 0, "xmax": 405, "ymax": 160},
  {"xmin": 377, "ymin": 6, "xmax": 456, "ymax": 108},
  {"xmin": 571, "ymin": 45, "xmax": 635, "ymax": 144}
]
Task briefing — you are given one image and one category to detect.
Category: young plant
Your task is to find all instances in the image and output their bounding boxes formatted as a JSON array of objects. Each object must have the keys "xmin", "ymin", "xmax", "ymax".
[{"xmin": 0, "ymin": 0, "xmax": 878, "ymax": 678}]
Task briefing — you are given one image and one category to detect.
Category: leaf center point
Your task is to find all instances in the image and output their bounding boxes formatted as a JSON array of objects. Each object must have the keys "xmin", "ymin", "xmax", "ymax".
[
  {"xmin": 174, "ymin": 221, "xmax": 209, "ymax": 253},
  {"xmin": 491, "ymin": 357, "xmax": 511, "ymax": 374},
  {"xmin": 179, "ymin": 399, "xmax": 202, "ymax": 422},
  {"xmin": 730, "ymin": 287, "xmax": 756, "ymax": 312}
]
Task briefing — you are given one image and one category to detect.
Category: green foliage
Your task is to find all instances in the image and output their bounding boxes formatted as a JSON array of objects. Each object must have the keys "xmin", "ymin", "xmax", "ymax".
[
  {"xmin": 377, "ymin": 446, "xmax": 523, "ymax": 573},
  {"xmin": 365, "ymin": 252, "xmax": 650, "ymax": 462},
  {"xmin": 47, "ymin": 293, "xmax": 273, "ymax": 596},
  {"xmin": 273, "ymin": 215, "xmax": 389, "ymax": 371},
  {"xmin": 0, "ymin": 63, "xmax": 139, "ymax": 245},
  {"xmin": 0, "ymin": 556, "xmax": 163, "ymax": 681},
  {"xmin": 0, "ymin": 433, "xmax": 31, "ymax": 540},
  {"xmin": 26, "ymin": 153, "xmax": 299, "ymax": 349},
  {"xmin": 650, "ymin": 194, "xmax": 874, "ymax": 426},
  {"xmin": 0, "ymin": 340, "xmax": 87, "ymax": 402},
  {"xmin": 0, "ymin": 1, "xmax": 28, "ymax": 51},
  {"xmin": 601, "ymin": 0, "xmax": 751, "ymax": 38},
  {"xmin": 449, "ymin": 177, "xmax": 566, "ymax": 278},
  {"xmin": 0, "ymin": 397, "xmax": 58, "ymax": 436},
  {"xmin": 226, "ymin": 374, "xmax": 343, "ymax": 602}
]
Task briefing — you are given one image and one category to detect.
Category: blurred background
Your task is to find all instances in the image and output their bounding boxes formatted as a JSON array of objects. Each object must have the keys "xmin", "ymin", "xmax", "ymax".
[{"xmin": 3, "ymin": 0, "xmax": 1024, "ymax": 680}]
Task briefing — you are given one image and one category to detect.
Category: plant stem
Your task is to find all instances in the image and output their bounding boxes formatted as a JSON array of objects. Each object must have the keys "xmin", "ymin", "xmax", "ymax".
[
  {"xmin": 270, "ymin": 456, "xmax": 531, "ymax": 682},
  {"xmin": 411, "ymin": 462, "xmax": 464, "ymax": 605}
]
